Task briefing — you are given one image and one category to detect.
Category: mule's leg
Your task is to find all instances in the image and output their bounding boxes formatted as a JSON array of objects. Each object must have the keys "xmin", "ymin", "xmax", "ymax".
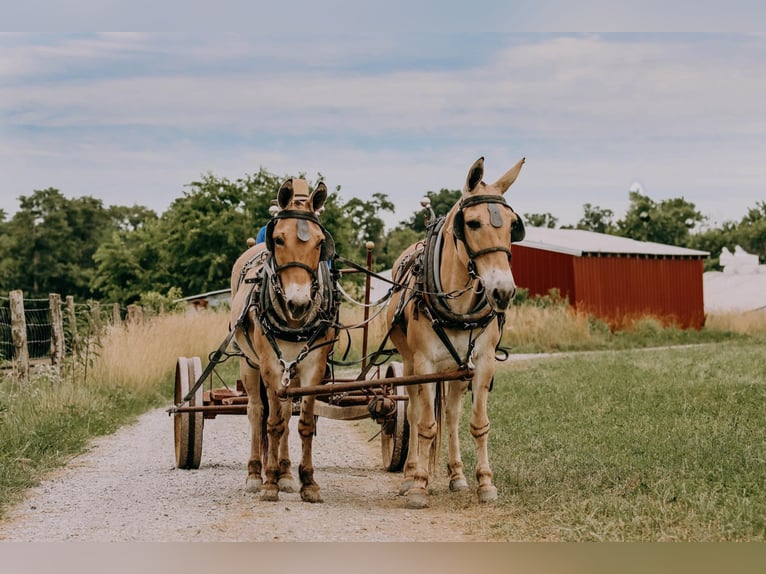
[
  {"xmin": 261, "ymin": 387, "xmax": 287, "ymax": 502},
  {"xmin": 276, "ymin": 398, "xmax": 297, "ymax": 493},
  {"xmin": 297, "ymin": 395, "xmax": 322, "ymax": 503},
  {"xmin": 405, "ymin": 381, "xmax": 437, "ymax": 509},
  {"xmin": 241, "ymin": 360, "xmax": 264, "ymax": 493},
  {"xmin": 470, "ymin": 368, "xmax": 497, "ymax": 503},
  {"xmin": 445, "ymin": 379, "xmax": 470, "ymax": 492},
  {"xmin": 399, "ymin": 387, "xmax": 418, "ymax": 495}
]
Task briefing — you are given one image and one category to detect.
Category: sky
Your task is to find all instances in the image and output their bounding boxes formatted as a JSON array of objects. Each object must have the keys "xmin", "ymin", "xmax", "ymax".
[{"xmin": 2, "ymin": 27, "xmax": 765, "ymax": 231}]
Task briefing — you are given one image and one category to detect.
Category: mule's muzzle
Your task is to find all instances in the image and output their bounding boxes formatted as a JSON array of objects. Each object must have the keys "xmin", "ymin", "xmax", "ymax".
[
  {"xmin": 287, "ymin": 298, "xmax": 312, "ymax": 321},
  {"xmin": 489, "ymin": 285, "xmax": 516, "ymax": 311}
]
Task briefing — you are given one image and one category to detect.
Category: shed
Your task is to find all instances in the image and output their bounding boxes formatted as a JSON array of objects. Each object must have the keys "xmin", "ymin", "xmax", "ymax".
[
  {"xmin": 176, "ymin": 288, "xmax": 232, "ymax": 313},
  {"xmin": 511, "ymin": 228, "xmax": 710, "ymax": 329}
]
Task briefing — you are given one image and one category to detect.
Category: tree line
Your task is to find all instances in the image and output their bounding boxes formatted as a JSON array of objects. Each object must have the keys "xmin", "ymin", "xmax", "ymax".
[{"xmin": 1, "ymin": 166, "xmax": 764, "ymax": 305}]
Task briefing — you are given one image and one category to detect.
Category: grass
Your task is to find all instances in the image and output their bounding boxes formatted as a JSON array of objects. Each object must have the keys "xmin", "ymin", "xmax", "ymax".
[
  {"xmin": 448, "ymin": 339, "xmax": 766, "ymax": 541},
  {"xmin": 0, "ymin": 310, "xmax": 231, "ymax": 517},
  {"xmin": 1, "ymin": 303, "xmax": 765, "ymax": 539}
]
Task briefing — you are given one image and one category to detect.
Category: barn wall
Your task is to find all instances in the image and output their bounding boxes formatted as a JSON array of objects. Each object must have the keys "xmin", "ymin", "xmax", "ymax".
[
  {"xmin": 573, "ymin": 256, "xmax": 705, "ymax": 329},
  {"xmin": 511, "ymin": 244, "xmax": 706, "ymax": 329},
  {"xmin": 511, "ymin": 245, "xmax": 576, "ymax": 304}
]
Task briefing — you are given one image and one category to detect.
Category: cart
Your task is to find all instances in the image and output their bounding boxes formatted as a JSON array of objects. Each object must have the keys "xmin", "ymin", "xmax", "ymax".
[{"xmin": 169, "ymin": 245, "xmax": 474, "ymax": 473}]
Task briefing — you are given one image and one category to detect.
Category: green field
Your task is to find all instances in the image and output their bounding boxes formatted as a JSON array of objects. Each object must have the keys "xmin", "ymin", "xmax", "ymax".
[{"xmin": 450, "ymin": 340, "xmax": 766, "ymax": 541}]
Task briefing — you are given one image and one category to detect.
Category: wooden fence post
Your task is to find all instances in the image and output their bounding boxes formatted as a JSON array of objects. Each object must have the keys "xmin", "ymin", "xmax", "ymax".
[
  {"xmin": 127, "ymin": 304, "xmax": 143, "ymax": 324},
  {"xmin": 66, "ymin": 295, "xmax": 78, "ymax": 359},
  {"xmin": 9, "ymin": 290, "xmax": 29, "ymax": 381},
  {"xmin": 90, "ymin": 301, "xmax": 102, "ymax": 344},
  {"xmin": 49, "ymin": 293, "xmax": 64, "ymax": 370},
  {"xmin": 112, "ymin": 303, "xmax": 122, "ymax": 327}
]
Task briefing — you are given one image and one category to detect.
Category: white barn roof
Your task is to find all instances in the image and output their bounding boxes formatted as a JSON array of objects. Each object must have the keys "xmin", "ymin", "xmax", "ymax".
[{"xmin": 516, "ymin": 227, "xmax": 709, "ymax": 258}]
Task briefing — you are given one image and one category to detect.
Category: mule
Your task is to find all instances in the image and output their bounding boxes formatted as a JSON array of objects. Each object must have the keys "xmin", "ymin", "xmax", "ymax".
[
  {"xmin": 386, "ymin": 156, "xmax": 525, "ymax": 508},
  {"xmin": 230, "ymin": 177, "xmax": 337, "ymax": 503}
]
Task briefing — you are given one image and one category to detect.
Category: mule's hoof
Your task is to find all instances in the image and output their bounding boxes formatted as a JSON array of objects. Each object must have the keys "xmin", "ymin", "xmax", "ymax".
[
  {"xmin": 245, "ymin": 477, "xmax": 263, "ymax": 493},
  {"xmin": 449, "ymin": 477, "xmax": 469, "ymax": 492},
  {"xmin": 278, "ymin": 477, "xmax": 297, "ymax": 493},
  {"xmin": 405, "ymin": 488, "xmax": 429, "ymax": 509},
  {"xmin": 398, "ymin": 479, "xmax": 415, "ymax": 496},
  {"xmin": 477, "ymin": 485, "xmax": 498, "ymax": 504},
  {"xmin": 300, "ymin": 487, "xmax": 323, "ymax": 503},
  {"xmin": 260, "ymin": 485, "xmax": 279, "ymax": 502}
]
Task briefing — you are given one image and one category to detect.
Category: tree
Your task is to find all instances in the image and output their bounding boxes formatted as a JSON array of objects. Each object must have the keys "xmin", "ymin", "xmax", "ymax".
[
  {"xmin": 570, "ymin": 203, "xmax": 615, "ymax": 234},
  {"xmin": 524, "ymin": 212, "xmax": 559, "ymax": 229},
  {"xmin": 0, "ymin": 188, "xmax": 114, "ymax": 298},
  {"xmin": 153, "ymin": 172, "xmax": 262, "ymax": 296},
  {"xmin": 341, "ymin": 193, "xmax": 395, "ymax": 265},
  {"xmin": 616, "ymin": 191, "xmax": 705, "ymax": 246},
  {"xmin": 400, "ymin": 188, "xmax": 462, "ymax": 233},
  {"xmin": 735, "ymin": 201, "xmax": 766, "ymax": 263}
]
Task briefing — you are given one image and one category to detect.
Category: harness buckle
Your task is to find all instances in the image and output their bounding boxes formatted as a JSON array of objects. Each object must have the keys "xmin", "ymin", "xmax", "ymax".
[{"xmin": 279, "ymin": 359, "xmax": 297, "ymax": 388}]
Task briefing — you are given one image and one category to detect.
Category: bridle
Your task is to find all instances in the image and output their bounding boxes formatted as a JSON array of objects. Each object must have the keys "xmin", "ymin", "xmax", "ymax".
[{"xmin": 451, "ymin": 194, "xmax": 525, "ymax": 278}]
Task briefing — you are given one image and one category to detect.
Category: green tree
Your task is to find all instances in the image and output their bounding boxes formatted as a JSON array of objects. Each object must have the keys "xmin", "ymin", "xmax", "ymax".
[
  {"xmin": 524, "ymin": 212, "xmax": 559, "ymax": 229},
  {"xmin": 616, "ymin": 191, "xmax": 705, "ymax": 246},
  {"xmin": 1, "ymin": 188, "xmax": 113, "ymax": 298},
  {"xmin": 341, "ymin": 193, "xmax": 395, "ymax": 265},
  {"xmin": 571, "ymin": 203, "xmax": 615, "ymax": 233},
  {"xmin": 399, "ymin": 188, "xmax": 462, "ymax": 233},
  {"xmin": 379, "ymin": 227, "xmax": 421, "ymax": 269},
  {"xmin": 735, "ymin": 201, "xmax": 766, "ymax": 263}
]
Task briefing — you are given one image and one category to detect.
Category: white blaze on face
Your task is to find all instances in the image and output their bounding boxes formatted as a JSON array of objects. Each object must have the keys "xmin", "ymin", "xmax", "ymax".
[
  {"xmin": 480, "ymin": 262, "xmax": 516, "ymax": 311},
  {"xmin": 283, "ymin": 276, "xmax": 313, "ymax": 320}
]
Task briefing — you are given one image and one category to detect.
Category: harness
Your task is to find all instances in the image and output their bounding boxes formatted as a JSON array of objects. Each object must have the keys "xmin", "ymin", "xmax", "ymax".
[
  {"xmin": 392, "ymin": 195, "xmax": 519, "ymax": 370},
  {"xmin": 236, "ymin": 245, "xmax": 340, "ymax": 388}
]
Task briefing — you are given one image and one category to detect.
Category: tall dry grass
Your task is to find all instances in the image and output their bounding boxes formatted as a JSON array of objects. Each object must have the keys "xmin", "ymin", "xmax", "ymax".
[
  {"xmin": 704, "ymin": 309, "xmax": 766, "ymax": 335},
  {"xmin": 91, "ymin": 310, "xmax": 231, "ymax": 392},
  {"xmin": 503, "ymin": 305, "xmax": 602, "ymax": 351}
]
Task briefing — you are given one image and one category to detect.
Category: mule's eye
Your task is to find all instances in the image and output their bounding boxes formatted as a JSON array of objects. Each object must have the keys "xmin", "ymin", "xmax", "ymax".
[
  {"xmin": 274, "ymin": 236, "xmax": 285, "ymax": 247},
  {"xmin": 466, "ymin": 220, "xmax": 481, "ymax": 231}
]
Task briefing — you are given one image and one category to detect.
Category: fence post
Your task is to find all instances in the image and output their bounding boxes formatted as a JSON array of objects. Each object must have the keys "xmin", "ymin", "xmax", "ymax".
[
  {"xmin": 127, "ymin": 304, "xmax": 143, "ymax": 324},
  {"xmin": 112, "ymin": 303, "xmax": 122, "ymax": 327},
  {"xmin": 66, "ymin": 295, "xmax": 78, "ymax": 359},
  {"xmin": 49, "ymin": 293, "xmax": 64, "ymax": 370},
  {"xmin": 9, "ymin": 290, "xmax": 29, "ymax": 381},
  {"xmin": 90, "ymin": 301, "xmax": 102, "ymax": 344}
]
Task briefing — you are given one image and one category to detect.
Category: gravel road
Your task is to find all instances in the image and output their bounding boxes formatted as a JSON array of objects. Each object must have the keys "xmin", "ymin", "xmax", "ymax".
[{"xmin": 0, "ymin": 404, "xmax": 498, "ymax": 542}]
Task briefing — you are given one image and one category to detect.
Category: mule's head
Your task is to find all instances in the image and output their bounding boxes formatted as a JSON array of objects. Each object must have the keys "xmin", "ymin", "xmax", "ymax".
[
  {"xmin": 451, "ymin": 156, "xmax": 525, "ymax": 311},
  {"xmin": 267, "ymin": 178, "xmax": 331, "ymax": 321}
]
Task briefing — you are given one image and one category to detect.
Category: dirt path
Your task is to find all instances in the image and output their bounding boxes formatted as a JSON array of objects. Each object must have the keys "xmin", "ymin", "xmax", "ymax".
[{"xmin": 0, "ymin": 405, "xmax": 497, "ymax": 542}]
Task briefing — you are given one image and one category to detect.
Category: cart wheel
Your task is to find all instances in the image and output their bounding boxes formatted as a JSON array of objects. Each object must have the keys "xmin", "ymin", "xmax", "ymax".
[
  {"xmin": 380, "ymin": 361, "xmax": 409, "ymax": 472},
  {"xmin": 174, "ymin": 356, "xmax": 204, "ymax": 469}
]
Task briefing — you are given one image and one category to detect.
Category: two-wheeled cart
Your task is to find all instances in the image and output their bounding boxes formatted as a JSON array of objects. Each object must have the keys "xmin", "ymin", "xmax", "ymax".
[{"xmin": 169, "ymin": 245, "xmax": 473, "ymax": 473}]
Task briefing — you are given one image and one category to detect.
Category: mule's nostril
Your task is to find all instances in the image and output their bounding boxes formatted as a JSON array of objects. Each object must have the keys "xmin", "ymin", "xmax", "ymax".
[
  {"xmin": 492, "ymin": 288, "xmax": 513, "ymax": 310},
  {"xmin": 287, "ymin": 300, "xmax": 311, "ymax": 319}
]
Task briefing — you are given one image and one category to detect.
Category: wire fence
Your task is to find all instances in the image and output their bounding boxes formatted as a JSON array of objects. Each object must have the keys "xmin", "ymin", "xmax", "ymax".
[{"xmin": 0, "ymin": 294, "xmax": 131, "ymax": 367}]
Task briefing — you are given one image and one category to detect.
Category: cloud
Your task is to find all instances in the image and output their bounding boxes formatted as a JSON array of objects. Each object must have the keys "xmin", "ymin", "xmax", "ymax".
[{"xmin": 2, "ymin": 33, "xmax": 765, "ymax": 231}]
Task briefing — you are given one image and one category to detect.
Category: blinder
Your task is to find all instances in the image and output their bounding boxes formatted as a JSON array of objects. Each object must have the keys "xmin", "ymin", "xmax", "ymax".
[
  {"xmin": 452, "ymin": 195, "xmax": 526, "ymax": 245},
  {"xmin": 264, "ymin": 209, "xmax": 336, "ymax": 262}
]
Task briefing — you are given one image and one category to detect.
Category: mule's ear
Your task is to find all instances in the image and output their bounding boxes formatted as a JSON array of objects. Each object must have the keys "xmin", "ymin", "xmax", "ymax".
[
  {"xmin": 277, "ymin": 178, "xmax": 295, "ymax": 209},
  {"xmin": 310, "ymin": 182, "xmax": 328, "ymax": 213},
  {"xmin": 494, "ymin": 157, "xmax": 525, "ymax": 194},
  {"xmin": 465, "ymin": 157, "xmax": 484, "ymax": 193}
]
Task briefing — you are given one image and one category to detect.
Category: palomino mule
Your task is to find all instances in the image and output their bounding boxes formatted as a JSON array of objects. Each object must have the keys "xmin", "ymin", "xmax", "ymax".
[
  {"xmin": 230, "ymin": 178, "xmax": 338, "ymax": 503},
  {"xmin": 386, "ymin": 156, "xmax": 525, "ymax": 509}
]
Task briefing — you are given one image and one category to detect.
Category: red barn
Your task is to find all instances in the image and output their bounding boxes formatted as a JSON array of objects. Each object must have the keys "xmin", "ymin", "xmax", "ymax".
[{"xmin": 511, "ymin": 228, "xmax": 709, "ymax": 329}]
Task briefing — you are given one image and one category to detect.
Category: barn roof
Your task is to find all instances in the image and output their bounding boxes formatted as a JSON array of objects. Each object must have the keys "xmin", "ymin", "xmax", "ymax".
[{"xmin": 516, "ymin": 227, "xmax": 709, "ymax": 258}]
